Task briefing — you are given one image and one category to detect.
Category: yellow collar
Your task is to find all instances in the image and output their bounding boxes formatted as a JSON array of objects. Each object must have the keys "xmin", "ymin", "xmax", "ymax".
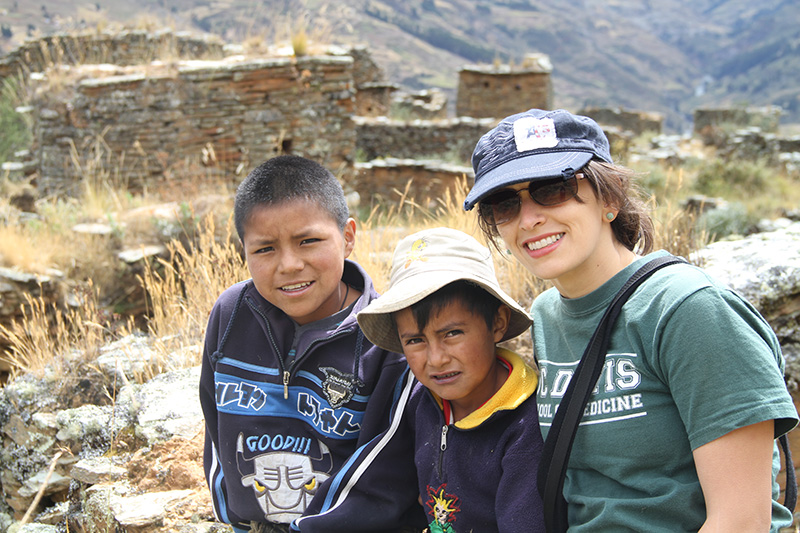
[{"xmin": 433, "ymin": 347, "xmax": 538, "ymax": 430}]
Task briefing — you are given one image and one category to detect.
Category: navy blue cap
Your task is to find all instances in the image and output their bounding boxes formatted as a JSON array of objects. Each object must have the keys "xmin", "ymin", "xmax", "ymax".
[{"xmin": 464, "ymin": 108, "xmax": 612, "ymax": 211}]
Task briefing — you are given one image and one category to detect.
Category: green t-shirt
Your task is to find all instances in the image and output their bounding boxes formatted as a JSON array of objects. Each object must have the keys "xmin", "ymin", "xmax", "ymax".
[{"xmin": 533, "ymin": 251, "xmax": 798, "ymax": 532}]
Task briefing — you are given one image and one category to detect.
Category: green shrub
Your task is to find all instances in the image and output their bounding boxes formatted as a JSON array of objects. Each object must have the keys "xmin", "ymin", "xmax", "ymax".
[
  {"xmin": 693, "ymin": 158, "xmax": 771, "ymax": 197},
  {"xmin": 0, "ymin": 77, "xmax": 32, "ymax": 165},
  {"xmin": 696, "ymin": 202, "xmax": 755, "ymax": 241}
]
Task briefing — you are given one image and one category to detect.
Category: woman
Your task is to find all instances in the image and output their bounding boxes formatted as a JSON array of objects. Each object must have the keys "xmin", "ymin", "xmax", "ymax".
[{"xmin": 463, "ymin": 108, "xmax": 798, "ymax": 532}]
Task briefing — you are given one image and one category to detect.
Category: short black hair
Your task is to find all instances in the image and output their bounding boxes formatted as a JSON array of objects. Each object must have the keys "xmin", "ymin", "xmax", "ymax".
[
  {"xmin": 406, "ymin": 280, "xmax": 501, "ymax": 333},
  {"xmin": 234, "ymin": 155, "xmax": 349, "ymax": 240}
]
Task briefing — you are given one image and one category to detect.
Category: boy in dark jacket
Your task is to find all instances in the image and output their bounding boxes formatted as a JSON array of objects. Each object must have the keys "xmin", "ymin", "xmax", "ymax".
[
  {"xmin": 294, "ymin": 227, "xmax": 546, "ymax": 533},
  {"xmin": 199, "ymin": 155, "xmax": 414, "ymax": 533}
]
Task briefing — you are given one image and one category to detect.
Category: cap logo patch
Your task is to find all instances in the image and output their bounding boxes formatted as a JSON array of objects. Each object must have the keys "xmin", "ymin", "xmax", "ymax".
[
  {"xmin": 513, "ymin": 116, "xmax": 558, "ymax": 153},
  {"xmin": 404, "ymin": 237, "xmax": 429, "ymax": 268}
]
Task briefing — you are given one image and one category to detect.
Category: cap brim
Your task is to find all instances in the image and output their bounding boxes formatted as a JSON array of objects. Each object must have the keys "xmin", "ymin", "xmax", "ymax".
[
  {"xmin": 357, "ymin": 271, "xmax": 532, "ymax": 354},
  {"xmin": 464, "ymin": 150, "xmax": 593, "ymax": 210}
]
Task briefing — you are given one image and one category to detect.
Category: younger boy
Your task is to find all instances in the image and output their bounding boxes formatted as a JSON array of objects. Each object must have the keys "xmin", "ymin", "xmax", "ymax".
[
  {"xmin": 294, "ymin": 227, "xmax": 545, "ymax": 533},
  {"xmin": 199, "ymin": 155, "xmax": 412, "ymax": 532}
]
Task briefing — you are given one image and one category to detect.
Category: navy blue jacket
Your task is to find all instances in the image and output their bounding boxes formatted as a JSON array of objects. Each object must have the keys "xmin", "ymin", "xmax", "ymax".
[
  {"xmin": 294, "ymin": 349, "xmax": 546, "ymax": 533},
  {"xmin": 200, "ymin": 260, "xmax": 409, "ymax": 530}
]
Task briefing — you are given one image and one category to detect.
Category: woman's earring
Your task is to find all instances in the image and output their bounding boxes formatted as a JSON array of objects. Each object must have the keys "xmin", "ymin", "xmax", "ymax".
[{"xmin": 606, "ymin": 212, "xmax": 615, "ymax": 221}]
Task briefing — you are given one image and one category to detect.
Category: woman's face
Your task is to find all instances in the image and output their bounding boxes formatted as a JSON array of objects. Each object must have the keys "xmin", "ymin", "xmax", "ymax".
[{"xmin": 494, "ymin": 177, "xmax": 623, "ymax": 298}]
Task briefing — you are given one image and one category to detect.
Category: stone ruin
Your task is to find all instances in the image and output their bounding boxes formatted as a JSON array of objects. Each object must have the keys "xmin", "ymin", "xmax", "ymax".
[
  {"xmin": 456, "ymin": 52, "xmax": 553, "ymax": 119},
  {"xmin": 0, "ymin": 29, "xmax": 226, "ymax": 78},
  {"xmin": 694, "ymin": 105, "xmax": 782, "ymax": 140},
  {"xmin": 0, "ymin": 29, "xmax": 556, "ymax": 200},
  {"xmin": 0, "ymin": 268, "xmax": 66, "ymax": 377},
  {"xmin": 579, "ymin": 106, "xmax": 664, "ymax": 137}
]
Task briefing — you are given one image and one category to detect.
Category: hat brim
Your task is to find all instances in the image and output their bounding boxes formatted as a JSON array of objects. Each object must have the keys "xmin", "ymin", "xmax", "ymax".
[
  {"xmin": 464, "ymin": 150, "xmax": 593, "ymax": 210},
  {"xmin": 357, "ymin": 270, "xmax": 532, "ymax": 354}
]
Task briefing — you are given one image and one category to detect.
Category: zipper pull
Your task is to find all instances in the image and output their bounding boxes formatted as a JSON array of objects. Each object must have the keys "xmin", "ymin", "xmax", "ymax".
[
  {"xmin": 437, "ymin": 424, "xmax": 449, "ymax": 479},
  {"xmin": 283, "ymin": 371, "xmax": 290, "ymax": 399}
]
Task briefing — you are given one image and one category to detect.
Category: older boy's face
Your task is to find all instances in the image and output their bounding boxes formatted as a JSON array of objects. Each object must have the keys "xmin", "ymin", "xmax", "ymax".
[
  {"xmin": 242, "ymin": 199, "xmax": 355, "ymax": 325},
  {"xmin": 395, "ymin": 301, "xmax": 510, "ymax": 421}
]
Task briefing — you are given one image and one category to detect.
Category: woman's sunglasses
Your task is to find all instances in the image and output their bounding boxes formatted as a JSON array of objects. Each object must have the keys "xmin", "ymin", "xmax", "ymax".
[{"xmin": 478, "ymin": 173, "xmax": 584, "ymax": 227}]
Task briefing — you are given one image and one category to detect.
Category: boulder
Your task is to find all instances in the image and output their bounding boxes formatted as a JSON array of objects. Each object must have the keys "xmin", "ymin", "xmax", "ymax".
[{"xmin": 693, "ymin": 222, "xmax": 800, "ymax": 386}]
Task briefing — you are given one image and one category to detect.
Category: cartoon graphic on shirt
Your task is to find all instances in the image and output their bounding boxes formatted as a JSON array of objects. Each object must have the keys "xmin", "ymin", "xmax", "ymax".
[
  {"xmin": 425, "ymin": 484, "xmax": 460, "ymax": 533},
  {"xmin": 236, "ymin": 433, "xmax": 332, "ymax": 523}
]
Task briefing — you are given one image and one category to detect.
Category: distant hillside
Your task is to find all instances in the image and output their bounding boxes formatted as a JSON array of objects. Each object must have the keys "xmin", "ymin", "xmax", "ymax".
[{"xmin": 1, "ymin": 0, "xmax": 798, "ymax": 133}]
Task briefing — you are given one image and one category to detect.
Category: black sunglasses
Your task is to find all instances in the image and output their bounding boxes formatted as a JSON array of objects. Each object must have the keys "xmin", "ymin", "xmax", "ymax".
[{"xmin": 478, "ymin": 173, "xmax": 584, "ymax": 227}]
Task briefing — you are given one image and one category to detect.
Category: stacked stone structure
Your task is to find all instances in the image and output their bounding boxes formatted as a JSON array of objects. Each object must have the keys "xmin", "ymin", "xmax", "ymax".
[
  {"xmin": 392, "ymin": 88, "xmax": 448, "ymax": 120},
  {"xmin": 354, "ymin": 115, "xmax": 496, "ymax": 163},
  {"xmin": 0, "ymin": 268, "xmax": 66, "ymax": 376},
  {"xmin": 694, "ymin": 106, "xmax": 782, "ymax": 143},
  {"xmin": 0, "ymin": 29, "xmax": 225, "ymax": 81},
  {"xmin": 355, "ymin": 82, "xmax": 398, "ymax": 117},
  {"xmin": 579, "ymin": 106, "xmax": 663, "ymax": 136},
  {"xmin": 4, "ymin": 33, "xmax": 558, "ymax": 202},
  {"xmin": 352, "ymin": 158, "xmax": 471, "ymax": 208},
  {"xmin": 32, "ymin": 55, "xmax": 357, "ymax": 195},
  {"xmin": 456, "ymin": 53, "xmax": 552, "ymax": 118}
]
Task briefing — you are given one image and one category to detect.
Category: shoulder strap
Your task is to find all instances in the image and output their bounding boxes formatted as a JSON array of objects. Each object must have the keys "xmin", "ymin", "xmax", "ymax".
[
  {"xmin": 780, "ymin": 433, "xmax": 797, "ymax": 511},
  {"xmin": 537, "ymin": 255, "xmax": 687, "ymax": 532}
]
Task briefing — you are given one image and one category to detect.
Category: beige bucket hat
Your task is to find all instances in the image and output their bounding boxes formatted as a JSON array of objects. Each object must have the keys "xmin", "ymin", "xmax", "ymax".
[{"xmin": 357, "ymin": 227, "xmax": 532, "ymax": 354}]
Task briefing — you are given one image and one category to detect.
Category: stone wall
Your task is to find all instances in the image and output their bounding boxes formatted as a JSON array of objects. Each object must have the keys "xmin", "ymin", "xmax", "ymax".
[
  {"xmin": 392, "ymin": 89, "xmax": 449, "ymax": 121},
  {"xmin": 456, "ymin": 54, "xmax": 552, "ymax": 118},
  {"xmin": 352, "ymin": 159, "xmax": 472, "ymax": 208},
  {"xmin": 32, "ymin": 55, "xmax": 357, "ymax": 195},
  {"xmin": 0, "ymin": 29, "xmax": 225, "ymax": 82},
  {"xmin": 694, "ymin": 106, "xmax": 782, "ymax": 143},
  {"xmin": 354, "ymin": 116, "xmax": 497, "ymax": 163},
  {"xmin": 345, "ymin": 44, "xmax": 387, "ymax": 87},
  {"xmin": 580, "ymin": 106, "xmax": 663, "ymax": 136},
  {"xmin": 355, "ymin": 83, "xmax": 398, "ymax": 117}
]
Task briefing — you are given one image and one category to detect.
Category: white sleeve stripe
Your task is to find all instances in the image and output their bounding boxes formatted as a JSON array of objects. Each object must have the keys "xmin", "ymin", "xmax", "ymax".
[
  {"xmin": 295, "ymin": 370, "xmax": 416, "ymax": 524},
  {"xmin": 208, "ymin": 441, "xmax": 223, "ymax": 522}
]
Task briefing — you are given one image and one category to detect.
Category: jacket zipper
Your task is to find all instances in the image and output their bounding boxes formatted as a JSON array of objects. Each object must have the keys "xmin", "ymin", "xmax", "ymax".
[
  {"xmin": 246, "ymin": 296, "xmax": 352, "ymax": 400},
  {"xmin": 438, "ymin": 424, "xmax": 448, "ymax": 478}
]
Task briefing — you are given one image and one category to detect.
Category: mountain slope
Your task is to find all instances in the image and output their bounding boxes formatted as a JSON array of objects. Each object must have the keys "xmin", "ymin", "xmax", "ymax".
[{"xmin": 1, "ymin": 0, "xmax": 798, "ymax": 132}]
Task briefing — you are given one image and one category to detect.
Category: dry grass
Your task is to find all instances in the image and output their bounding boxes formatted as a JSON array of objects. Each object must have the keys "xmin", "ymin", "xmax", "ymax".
[
  {"xmin": 647, "ymin": 167, "xmax": 709, "ymax": 261},
  {"xmin": 139, "ymin": 213, "xmax": 248, "ymax": 378},
  {"xmin": 0, "ymin": 281, "xmax": 134, "ymax": 380},
  {"xmin": 68, "ymin": 134, "xmax": 134, "ymax": 218},
  {"xmin": 273, "ymin": 8, "xmax": 334, "ymax": 57}
]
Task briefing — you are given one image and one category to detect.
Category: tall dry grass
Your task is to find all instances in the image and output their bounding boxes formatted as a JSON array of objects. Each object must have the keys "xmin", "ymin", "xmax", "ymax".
[
  {"xmin": 139, "ymin": 213, "xmax": 248, "ymax": 378},
  {"xmin": 0, "ymin": 281, "xmax": 134, "ymax": 380},
  {"xmin": 647, "ymin": 167, "xmax": 709, "ymax": 261}
]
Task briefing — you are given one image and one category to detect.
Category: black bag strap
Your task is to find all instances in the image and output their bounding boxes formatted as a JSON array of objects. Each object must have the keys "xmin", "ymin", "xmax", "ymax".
[
  {"xmin": 537, "ymin": 255, "xmax": 687, "ymax": 532},
  {"xmin": 536, "ymin": 253, "xmax": 798, "ymax": 532},
  {"xmin": 780, "ymin": 433, "xmax": 797, "ymax": 512}
]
